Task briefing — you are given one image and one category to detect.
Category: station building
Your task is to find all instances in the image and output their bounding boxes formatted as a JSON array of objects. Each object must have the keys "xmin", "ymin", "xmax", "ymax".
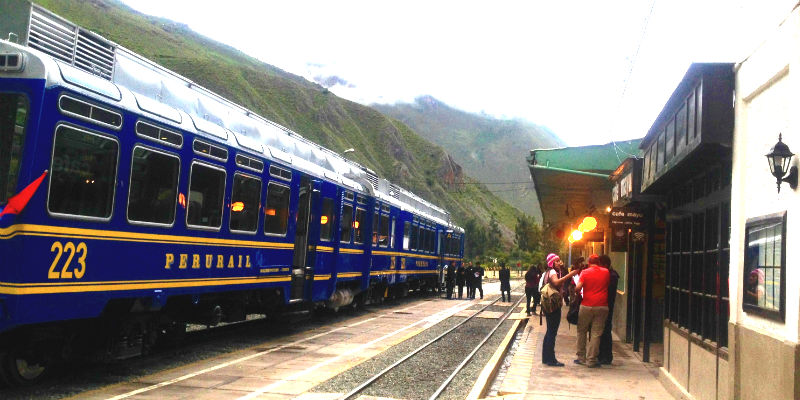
[{"xmin": 528, "ymin": 4, "xmax": 800, "ymax": 399}]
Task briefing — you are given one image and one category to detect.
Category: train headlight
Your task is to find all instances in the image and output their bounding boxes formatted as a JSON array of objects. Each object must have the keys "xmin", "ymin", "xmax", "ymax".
[{"xmin": 0, "ymin": 52, "xmax": 25, "ymax": 72}]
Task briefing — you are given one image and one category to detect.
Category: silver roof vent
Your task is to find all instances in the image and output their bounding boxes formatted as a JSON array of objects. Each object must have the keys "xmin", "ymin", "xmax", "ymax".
[{"xmin": 28, "ymin": 5, "xmax": 115, "ymax": 79}]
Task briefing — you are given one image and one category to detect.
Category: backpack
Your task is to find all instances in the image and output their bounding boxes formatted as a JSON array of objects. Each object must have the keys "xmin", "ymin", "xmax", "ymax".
[{"xmin": 539, "ymin": 270, "xmax": 563, "ymax": 314}]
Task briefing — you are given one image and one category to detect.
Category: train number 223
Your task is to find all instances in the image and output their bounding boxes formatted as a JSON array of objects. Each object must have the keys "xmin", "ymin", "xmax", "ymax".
[{"xmin": 48, "ymin": 241, "xmax": 87, "ymax": 279}]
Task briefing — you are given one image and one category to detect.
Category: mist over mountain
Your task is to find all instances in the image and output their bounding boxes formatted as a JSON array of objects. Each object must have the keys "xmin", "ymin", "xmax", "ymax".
[
  {"xmin": 373, "ymin": 96, "xmax": 565, "ymax": 221},
  {"xmin": 36, "ymin": 0, "xmax": 525, "ymax": 243}
]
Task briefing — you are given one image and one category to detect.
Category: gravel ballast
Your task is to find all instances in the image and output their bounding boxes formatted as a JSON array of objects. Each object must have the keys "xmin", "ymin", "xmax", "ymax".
[{"xmin": 313, "ymin": 294, "xmax": 521, "ymax": 399}]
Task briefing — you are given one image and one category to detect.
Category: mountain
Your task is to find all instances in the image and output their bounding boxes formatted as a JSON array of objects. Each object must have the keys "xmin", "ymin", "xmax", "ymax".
[
  {"xmin": 373, "ymin": 96, "xmax": 565, "ymax": 221},
  {"xmin": 34, "ymin": 0, "xmax": 523, "ymax": 243}
]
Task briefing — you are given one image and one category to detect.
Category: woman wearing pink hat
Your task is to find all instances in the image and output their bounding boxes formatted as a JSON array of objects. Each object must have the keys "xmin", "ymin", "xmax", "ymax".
[{"xmin": 541, "ymin": 253, "xmax": 578, "ymax": 366}]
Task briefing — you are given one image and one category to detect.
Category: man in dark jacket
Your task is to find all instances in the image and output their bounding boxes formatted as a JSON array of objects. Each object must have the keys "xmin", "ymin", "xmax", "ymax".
[
  {"xmin": 598, "ymin": 254, "xmax": 620, "ymax": 365},
  {"xmin": 465, "ymin": 262, "xmax": 474, "ymax": 299},
  {"xmin": 473, "ymin": 262, "xmax": 485, "ymax": 299},
  {"xmin": 456, "ymin": 264, "xmax": 466, "ymax": 299},
  {"xmin": 499, "ymin": 263, "xmax": 511, "ymax": 302},
  {"xmin": 445, "ymin": 264, "xmax": 455, "ymax": 299}
]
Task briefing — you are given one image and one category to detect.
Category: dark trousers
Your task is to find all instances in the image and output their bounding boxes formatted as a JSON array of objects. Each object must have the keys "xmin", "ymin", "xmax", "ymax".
[
  {"xmin": 457, "ymin": 284, "xmax": 464, "ymax": 298},
  {"xmin": 501, "ymin": 289, "xmax": 510, "ymax": 302},
  {"xmin": 472, "ymin": 282, "xmax": 483, "ymax": 299},
  {"xmin": 525, "ymin": 287, "xmax": 539, "ymax": 313},
  {"xmin": 446, "ymin": 283, "xmax": 453, "ymax": 299},
  {"xmin": 598, "ymin": 305, "xmax": 615, "ymax": 363},
  {"xmin": 542, "ymin": 308, "xmax": 561, "ymax": 364},
  {"xmin": 466, "ymin": 282, "xmax": 473, "ymax": 298}
]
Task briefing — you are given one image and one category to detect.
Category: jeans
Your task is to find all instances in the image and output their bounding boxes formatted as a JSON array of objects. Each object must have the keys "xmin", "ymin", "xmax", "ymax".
[
  {"xmin": 576, "ymin": 305, "xmax": 609, "ymax": 365},
  {"xmin": 542, "ymin": 308, "xmax": 561, "ymax": 364}
]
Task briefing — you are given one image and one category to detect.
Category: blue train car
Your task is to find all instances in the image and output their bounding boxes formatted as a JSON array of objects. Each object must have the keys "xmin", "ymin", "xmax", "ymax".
[{"xmin": 0, "ymin": 2, "xmax": 463, "ymax": 385}]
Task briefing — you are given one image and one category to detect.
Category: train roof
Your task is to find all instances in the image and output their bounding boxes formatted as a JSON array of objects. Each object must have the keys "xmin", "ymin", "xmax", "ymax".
[{"xmin": 0, "ymin": 1, "xmax": 464, "ymax": 233}]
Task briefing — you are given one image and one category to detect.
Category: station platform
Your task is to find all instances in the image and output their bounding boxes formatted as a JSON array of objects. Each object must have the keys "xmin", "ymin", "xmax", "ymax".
[
  {"xmin": 486, "ymin": 305, "xmax": 676, "ymax": 400},
  {"xmin": 59, "ymin": 282, "xmax": 676, "ymax": 400}
]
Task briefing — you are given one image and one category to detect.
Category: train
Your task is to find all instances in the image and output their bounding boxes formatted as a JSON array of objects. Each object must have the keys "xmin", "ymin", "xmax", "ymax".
[{"xmin": 0, "ymin": 1, "xmax": 463, "ymax": 385}]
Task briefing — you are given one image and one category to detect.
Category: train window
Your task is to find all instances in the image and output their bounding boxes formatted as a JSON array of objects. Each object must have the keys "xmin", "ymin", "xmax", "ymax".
[
  {"xmin": 425, "ymin": 229, "xmax": 432, "ymax": 252},
  {"xmin": 193, "ymin": 139, "xmax": 228, "ymax": 162},
  {"xmin": 264, "ymin": 182, "xmax": 290, "ymax": 236},
  {"xmin": 136, "ymin": 121, "xmax": 182, "ymax": 148},
  {"xmin": 229, "ymin": 173, "xmax": 262, "ymax": 233},
  {"xmin": 0, "ymin": 94, "xmax": 28, "ymax": 205},
  {"xmin": 390, "ymin": 218, "xmax": 396, "ymax": 248},
  {"xmin": 269, "ymin": 165, "xmax": 292, "ymax": 182},
  {"xmin": 186, "ymin": 162, "xmax": 226, "ymax": 229},
  {"xmin": 411, "ymin": 224, "xmax": 419, "ymax": 251},
  {"xmin": 320, "ymin": 197, "xmax": 334, "ymax": 241},
  {"xmin": 341, "ymin": 204, "xmax": 353, "ymax": 243},
  {"xmin": 382, "ymin": 205, "xmax": 390, "ymax": 213},
  {"xmin": 357, "ymin": 195, "xmax": 367, "ymax": 205},
  {"xmin": 403, "ymin": 221, "xmax": 411, "ymax": 250},
  {"xmin": 354, "ymin": 208, "xmax": 366, "ymax": 244},
  {"xmin": 344, "ymin": 192, "xmax": 354, "ymax": 202},
  {"xmin": 379, "ymin": 214, "xmax": 390, "ymax": 247},
  {"xmin": 48, "ymin": 125, "xmax": 118, "ymax": 219},
  {"xmin": 235, "ymin": 154, "xmax": 264, "ymax": 173},
  {"xmin": 58, "ymin": 95, "xmax": 122, "ymax": 130},
  {"xmin": 127, "ymin": 146, "xmax": 179, "ymax": 225},
  {"xmin": 372, "ymin": 210, "xmax": 380, "ymax": 246}
]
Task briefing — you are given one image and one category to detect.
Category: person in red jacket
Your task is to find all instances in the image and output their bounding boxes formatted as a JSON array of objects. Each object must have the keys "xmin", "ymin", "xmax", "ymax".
[{"xmin": 574, "ymin": 254, "xmax": 610, "ymax": 368}]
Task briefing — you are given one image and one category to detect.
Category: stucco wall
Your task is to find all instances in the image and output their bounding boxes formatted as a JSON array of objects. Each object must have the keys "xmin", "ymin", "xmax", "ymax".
[{"xmin": 730, "ymin": 5, "xmax": 800, "ymax": 399}]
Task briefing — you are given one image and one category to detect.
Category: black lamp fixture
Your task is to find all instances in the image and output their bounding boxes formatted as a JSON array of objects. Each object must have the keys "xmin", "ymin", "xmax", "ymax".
[{"xmin": 766, "ymin": 133, "xmax": 797, "ymax": 193}]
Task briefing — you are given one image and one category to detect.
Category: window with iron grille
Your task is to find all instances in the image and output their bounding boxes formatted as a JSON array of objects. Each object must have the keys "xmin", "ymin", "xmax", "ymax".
[{"xmin": 664, "ymin": 166, "xmax": 730, "ymax": 348}]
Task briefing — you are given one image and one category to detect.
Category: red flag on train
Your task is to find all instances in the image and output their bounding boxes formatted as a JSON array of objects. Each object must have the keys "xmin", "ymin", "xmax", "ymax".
[{"xmin": 0, "ymin": 170, "xmax": 48, "ymax": 218}]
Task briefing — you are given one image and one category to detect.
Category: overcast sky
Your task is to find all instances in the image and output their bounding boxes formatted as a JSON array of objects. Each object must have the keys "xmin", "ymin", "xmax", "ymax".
[{"xmin": 121, "ymin": 0, "xmax": 797, "ymax": 146}]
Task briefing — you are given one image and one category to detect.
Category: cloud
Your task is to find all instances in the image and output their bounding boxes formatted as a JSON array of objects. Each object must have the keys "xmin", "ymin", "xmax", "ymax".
[{"xmin": 313, "ymin": 75, "xmax": 356, "ymax": 89}]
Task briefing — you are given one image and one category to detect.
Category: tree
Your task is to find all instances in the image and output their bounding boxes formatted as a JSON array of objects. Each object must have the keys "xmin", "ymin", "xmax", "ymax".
[{"xmin": 463, "ymin": 217, "xmax": 488, "ymax": 259}]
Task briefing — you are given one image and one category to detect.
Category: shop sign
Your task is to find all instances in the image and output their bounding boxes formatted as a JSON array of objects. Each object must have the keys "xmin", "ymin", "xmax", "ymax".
[
  {"xmin": 583, "ymin": 230, "xmax": 604, "ymax": 242},
  {"xmin": 610, "ymin": 206, "xmax": 647, "ymax": 251},
  {"xmin": 611, "ymin": 171, "xmax": 634, "ymax": 204}
]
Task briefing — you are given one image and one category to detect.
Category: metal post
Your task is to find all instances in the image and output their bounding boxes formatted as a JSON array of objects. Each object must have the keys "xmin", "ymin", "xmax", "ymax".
[{"xmin": 568, "ymin": 241, "xmax": 572, "ymax": 268}]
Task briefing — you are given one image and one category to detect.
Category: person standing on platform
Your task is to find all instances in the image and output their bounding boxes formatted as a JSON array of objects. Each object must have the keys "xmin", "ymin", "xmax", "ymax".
[
  {"xmin": 525, "ymin": 264, "xmax": 542, "ymax": 315},
  {"xmin": 574, "ymin": 254, "xmax": 610, "ymax": 368},
  {"xmin": 598, "ymin": 254, "xmax": 619, "ymax": 365},
  {"xmin": 465, "ymin": 262, "xmax": 474, "ymax": 299},
  {"xmin": 473, "ymin": 262, "xmax": 485, "ymax": 299},
  {"xmin": 456, "ymin": 263, "xmax": 466, "ymax": 299},
  {"xmin": 499, "ymin": 262, "xmax": 511, "ymax": 302},
  {"xmin": 541, "ymin": 253, "xmax": 578, "ymax": 367},
  {"xmin": 445, "ymin": 264, "xmax": 455, "ymax": 299}
]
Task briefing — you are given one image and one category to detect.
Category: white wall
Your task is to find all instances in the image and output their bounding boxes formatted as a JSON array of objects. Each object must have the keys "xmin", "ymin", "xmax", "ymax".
[{"xmin": 732, "ymin": 6, "xmax": 800, "ymax": 343}]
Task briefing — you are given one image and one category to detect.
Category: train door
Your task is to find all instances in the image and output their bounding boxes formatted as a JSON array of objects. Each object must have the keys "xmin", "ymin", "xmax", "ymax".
[{"xmin": 291, "ymin": 177, "xmax": 314, "ymax": 300}]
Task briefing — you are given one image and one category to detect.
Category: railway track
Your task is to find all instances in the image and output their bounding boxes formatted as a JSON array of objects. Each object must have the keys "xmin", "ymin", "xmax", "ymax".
[{"xmin": 333, "ymin": 289, "xmax": 524, "ymax": 400}]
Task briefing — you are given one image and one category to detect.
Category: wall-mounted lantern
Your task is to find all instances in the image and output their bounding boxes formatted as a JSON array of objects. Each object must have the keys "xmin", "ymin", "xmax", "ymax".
[{"xmin": 766, "ymin": 134, "xmax": 797, "ymax": 193}]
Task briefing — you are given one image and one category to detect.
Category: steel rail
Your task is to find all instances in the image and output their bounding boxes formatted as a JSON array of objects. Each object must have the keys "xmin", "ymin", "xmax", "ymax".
[
  {"xmin": 428, "ymin": 294, "xmax": 524, "ymax": 400},
  {"xmin": 338, "ymin": 285, "xmax": 523, "ymax": 400}
]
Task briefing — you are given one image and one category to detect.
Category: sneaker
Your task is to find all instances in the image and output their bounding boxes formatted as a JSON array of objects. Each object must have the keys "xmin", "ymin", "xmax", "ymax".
[
  {"xmin": 545, "ymin": 361, "xmax": 564, "ymax": 367},
  {"xmin": 599, "ymin": 359, "xmax": 612, "ymax": 365},
  {"xmin": 587, "ymin": 363, "xmax": 601, "ymax": 368},
  {"xmin": 573, "ymin": 359, "xmax": 585, "ymax": 365}
]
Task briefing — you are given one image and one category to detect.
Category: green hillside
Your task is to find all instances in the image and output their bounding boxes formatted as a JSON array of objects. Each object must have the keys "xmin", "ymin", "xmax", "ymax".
[
  {"xmin": 34, "ymin": 0, "xmax": 523, "ymax": 244},
  {"xmin": 374, "ymin": 96, "xmax": 565, "ymax": 221}
]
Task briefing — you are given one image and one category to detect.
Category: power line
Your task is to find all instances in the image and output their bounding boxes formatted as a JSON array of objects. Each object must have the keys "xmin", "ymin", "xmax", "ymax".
[{"xmin": 610, "ymin": 0, "xmax": 657, "ymax": 161}]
